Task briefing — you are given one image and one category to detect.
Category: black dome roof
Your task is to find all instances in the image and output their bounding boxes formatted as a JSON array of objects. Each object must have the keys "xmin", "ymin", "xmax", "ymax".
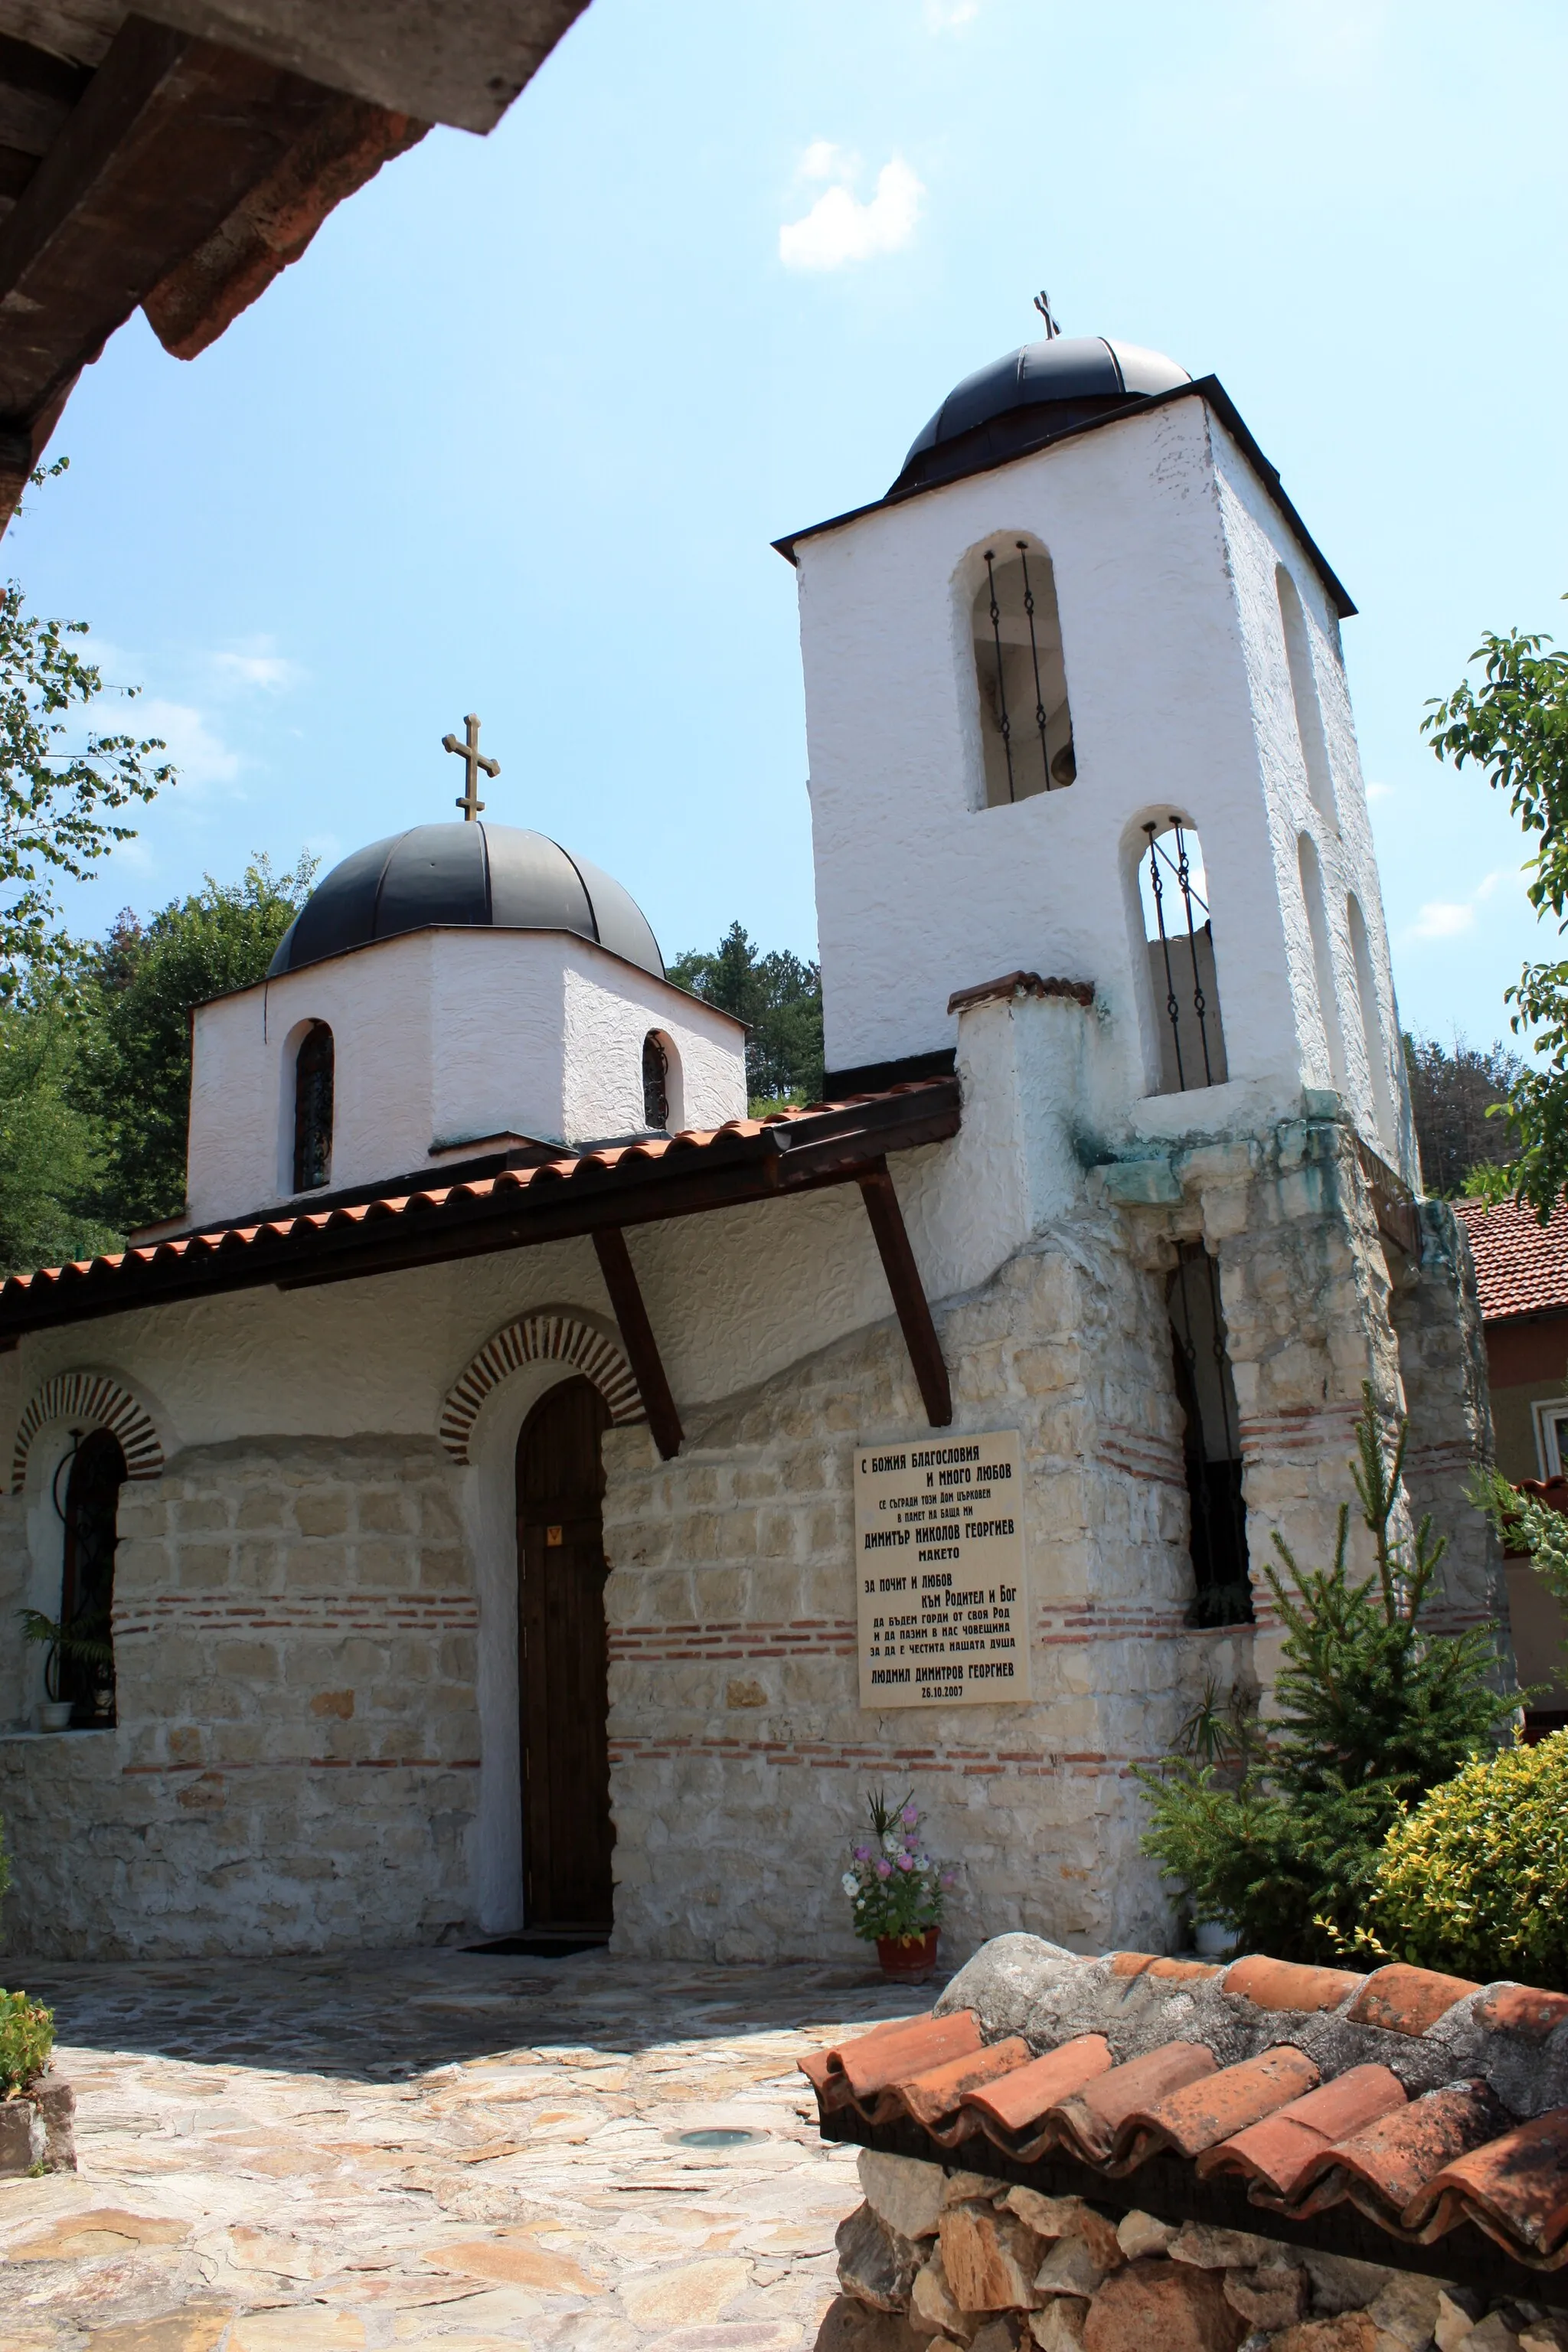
[
  {"xmin": 893, "ymin": 335, "xmax": 1190, "ymax": 495},
  {"xmin": 267, "ymin": 822, "xmax": 663, "ymax": 979}
]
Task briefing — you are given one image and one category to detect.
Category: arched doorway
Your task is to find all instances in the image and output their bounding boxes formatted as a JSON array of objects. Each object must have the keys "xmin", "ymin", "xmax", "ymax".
[
  {"xmin": 516, "ymin": 1377, "xmax": 614, "ymax": 1929},
  {"xmin": 60, "ymin": 1428, "xmax": 126, "ymax": 1726}
]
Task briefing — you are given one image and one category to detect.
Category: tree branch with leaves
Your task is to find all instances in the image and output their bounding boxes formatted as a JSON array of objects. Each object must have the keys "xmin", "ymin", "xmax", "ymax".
[
  {"xmin": 0, "ymin": 462, "xmax": 172, "ymax": 995},
  {"xmin": 1423, "ymin": 605, "xmax": 1568, "ymax": 1218}
]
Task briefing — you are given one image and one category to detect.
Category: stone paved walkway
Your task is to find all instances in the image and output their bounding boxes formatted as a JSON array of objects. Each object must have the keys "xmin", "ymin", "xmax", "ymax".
[{"xmin": 0, "ymin": 1949, "xmax": 929, "ymax": 2352}]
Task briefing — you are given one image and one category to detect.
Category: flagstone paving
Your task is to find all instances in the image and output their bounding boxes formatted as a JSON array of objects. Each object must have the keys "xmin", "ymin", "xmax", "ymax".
[{"xmin": 0, "ymin": 1949, "xmax": 933, "ymax": 2352}]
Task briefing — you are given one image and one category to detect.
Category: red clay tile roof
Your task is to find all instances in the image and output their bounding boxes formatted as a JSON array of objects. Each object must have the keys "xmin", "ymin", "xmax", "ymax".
[
  {"xmin": 1455, "ymin": 1194, "xmax": 1568, "ymax": 1324},
  {"xmin": 801, "ymin": 1936, "xmax": 1568, "ymax": 2275},
  {"xmin": 0, "ymin": 1078, "xmax": 960, "ymax": 1338}
]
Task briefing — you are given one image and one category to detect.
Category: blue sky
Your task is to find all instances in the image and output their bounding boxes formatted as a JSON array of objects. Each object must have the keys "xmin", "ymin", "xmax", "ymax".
[{"xmin": 8, "ymin": 0, "xmax": 1567, "ymax": 1050}]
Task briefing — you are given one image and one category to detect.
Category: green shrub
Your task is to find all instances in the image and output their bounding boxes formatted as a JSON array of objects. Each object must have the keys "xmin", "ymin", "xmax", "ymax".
[
  {"xmin": 1362, "ymin": 1730, "xmax": 1568, "ymax": 1987},
  {"xmin": 1137, "ymin": 1389, "xmax": 1517, "ymax": 1962},
  {"xmin": 0, "ymin": 1988, "xmax": 54, "ymax": 2094}
]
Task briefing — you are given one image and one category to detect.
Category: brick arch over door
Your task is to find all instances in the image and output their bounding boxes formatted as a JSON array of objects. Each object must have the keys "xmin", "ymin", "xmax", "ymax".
[
  {"xmin": 439, "ymin": 1313, "xmax": 642, "ymax": 1465},
  {"xmin": 11, "ymin": 1370, "xmax": 165, "ymax": 1492}
]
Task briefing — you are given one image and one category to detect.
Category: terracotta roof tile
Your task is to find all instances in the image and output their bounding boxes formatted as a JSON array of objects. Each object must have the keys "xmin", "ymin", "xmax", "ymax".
[
  {"xmin": 899, "ymin": 2037, "xmax": 1033, "ymax": 2141},
  {"xmin": 1224, "ymin": 1955, "xmax": 1364, "ymax": 2014},
  {"xmin": 1197, "ymin": 2064, "xmax": 1406, "ymax": 2200},
  {"xmin": 1286, "ymin": 2079, "xmax": 1508, "ymax": 2227},
  {"xmin": 962, "ymin": 2034, "xmax": 1114, "ymax": 2151},
  {"xmin": 1346, "ymin": 1963, "xmax": 1479, "ymax": 2036},
  {"xmin": 802, "ymin": 1939, "xmax": 1568, "ymax": 2278},
  {"xmin": 1455, "ymin": 1194, "xmax": 1568, "ymax": 1324},
  {"xmin": 0, "ymin": 1078, "xmax": 963, "ymax": 1335},
  {"xmin": 1405, "ymin": 2105, "xmax": 1568, "ymax": 2258},
  {"xmin": 1055, "ymin": 2042, "xmax": 1217, "ymax": 2164},
  {"xmin": 1110, "ymin": 2046, "xmax": 1319, "ymax": 2173},
  {"xmin": 1476, "ymin": 1985, "xmax": 1568, "ymax": 2043},
  {"xmin": 831, "ymin": 2010, "xmax": 983, "ymax": 2114}
]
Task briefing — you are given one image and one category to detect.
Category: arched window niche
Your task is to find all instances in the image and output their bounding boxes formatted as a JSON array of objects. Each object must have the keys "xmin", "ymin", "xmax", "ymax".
[
  {"xmin": 56, "ymin": 1428, "xmax": 126, "ymax": 1726},
  {"xmin": 292, "ymin": 1020, "xmax": 334, "ymax": 1192},
  {"xmin": 1348, "ymin": 891, "xmax": 1398, "ymax": 1149},
  {"xmin": 968, "ymin": 535, "xmax": 1074, "ymax": 807},
  {"xmin": 1168, "ymin": 1245, "xmax": 1252, "ymax": 1627},
  {"xmin": 1296, "ymin": 835, "xmax": 1348, "ymax": 1095},
  {"xmin": 642, "ymin": 1030, "xmax": 680, "ymax": 1131},
  {"xmin": 1136, "ymin": 818, "xmax": 1229, "ymax": 1093},
  {"xmin": 1276, "ymin": 566, "xmax": 1338, "ymax": 826}
]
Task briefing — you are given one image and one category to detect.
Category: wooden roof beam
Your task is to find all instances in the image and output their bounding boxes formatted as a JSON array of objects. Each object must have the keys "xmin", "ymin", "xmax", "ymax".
[
  {"xmin": 857, "ymin": 1159, "xmax": 952, "ymax": 1429},
  {"xmin": 592, "ymin": 1226, "xmax": 682, "ymax": 1462}
]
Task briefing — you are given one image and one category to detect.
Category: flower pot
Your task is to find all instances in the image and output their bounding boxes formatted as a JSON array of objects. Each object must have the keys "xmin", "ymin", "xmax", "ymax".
[
  {"xmin": 38, "ymin": 1700, "xmax": 74, "ymax": 1733},
  {"xmin": 875, "ymin": 1929, "xmax": 941, "ymax": 1983}
]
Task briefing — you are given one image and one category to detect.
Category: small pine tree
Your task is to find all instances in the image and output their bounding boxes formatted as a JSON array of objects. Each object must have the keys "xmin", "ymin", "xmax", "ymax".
[{"xmin": 1137, "ymin": 1388, "xmax": 1517, "ymax": 1962}]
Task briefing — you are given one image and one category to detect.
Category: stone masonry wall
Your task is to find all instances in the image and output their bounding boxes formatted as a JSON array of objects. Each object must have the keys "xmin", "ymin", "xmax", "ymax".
[
  {"xmin": 0, "ymin": 1436, "xmax": 479, "ymax": 1959},
  {"xmin": 603, "ymin": 1109, "xmax": 1512, "ymax": 1967},
  {"xmin": 602, "ymin": 1207, "xmax": 1255, "ymax": 1968},
  {"xmin": 1391, "ymin": 1199, "xmax": 1509, "ymax": 1644},
  {"xmin": 836, "ymin": 2150, "xmax": 1544, "ymax": 2352}
]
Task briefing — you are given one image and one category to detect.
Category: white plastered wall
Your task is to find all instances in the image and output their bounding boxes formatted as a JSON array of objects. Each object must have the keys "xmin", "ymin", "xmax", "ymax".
[
  {"xmin": 1207, "ymin": 416, "xmax": 1417, "ymax": 1186},
  {"xmin": 793, "ymin": 394, "xmax": 1414, "ymax": 1178},
  {"xmin": 185, "ymin": 927, "xmax": 747, "ymax": 1229}
]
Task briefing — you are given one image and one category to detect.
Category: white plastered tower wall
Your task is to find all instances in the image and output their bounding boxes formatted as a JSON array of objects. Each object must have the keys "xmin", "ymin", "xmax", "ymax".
[
  {"xmin": 185, "ymin": 926, "xmax": 748, "ymax": 1227},
  {"xmin": 793, "ymin": 391, "xmax": 1416, "ymax": 1184}
]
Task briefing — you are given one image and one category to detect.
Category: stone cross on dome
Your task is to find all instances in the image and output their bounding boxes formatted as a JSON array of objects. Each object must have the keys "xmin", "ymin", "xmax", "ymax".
[{"xmin": 442, "ymin": 713, "xmax": 500, "ymax": 821}]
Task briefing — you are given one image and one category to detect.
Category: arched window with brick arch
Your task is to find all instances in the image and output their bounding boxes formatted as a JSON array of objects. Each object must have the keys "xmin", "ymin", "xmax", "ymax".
[{"xmin": 57, "ymin": 1428, "xmax": 126, "ymax": 1726}]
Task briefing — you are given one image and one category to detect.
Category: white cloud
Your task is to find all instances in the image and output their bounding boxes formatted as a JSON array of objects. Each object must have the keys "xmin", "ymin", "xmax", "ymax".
[
  {"xmin": 925, "ymin": 0, "xmax": 980, "ymax": 25},
  {"xmin": 211, "ymin": 639, "xmax": 300, "ymax": 691},
  {"xmin": 799, "ymin": 139, "xmax": 851, "ymax": 181},
  {"xmin": 1409, "ymin": 900, "xmax": 1476, "ymax": 942},
  {"xmin": 1365, "ymin": 780, "xmax": 1395, "ymax": 802},
  {"xmin": 138, "ymin": 698, "xmax": 242, "ymax": 792},
  {"xmin": 779, "ymin": 155, "xmax": 924, "ymax": 273}
]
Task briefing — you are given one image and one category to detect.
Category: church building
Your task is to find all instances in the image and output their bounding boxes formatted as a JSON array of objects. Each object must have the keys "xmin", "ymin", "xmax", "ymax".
[{"xmin": 0, "ymin": 329, "xmax": 1504, "ymax": 1962}]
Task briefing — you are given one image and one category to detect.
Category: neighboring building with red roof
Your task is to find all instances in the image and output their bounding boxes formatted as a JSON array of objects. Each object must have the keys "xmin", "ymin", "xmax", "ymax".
[{"xmin": 1455, "ymin": 1197, "xmax": 1568, "ymax": 1717}]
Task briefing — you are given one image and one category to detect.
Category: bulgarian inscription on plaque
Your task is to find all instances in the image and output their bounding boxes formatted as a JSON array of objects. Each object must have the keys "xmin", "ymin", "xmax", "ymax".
[{"xmin": 854, "ymin": 1430, "xmax": 1029, "ymax": 1707}]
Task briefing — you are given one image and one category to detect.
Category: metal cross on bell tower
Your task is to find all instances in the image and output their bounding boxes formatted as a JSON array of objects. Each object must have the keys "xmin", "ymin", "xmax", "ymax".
[{"xmin": 442, "ymin": 713, "xmax": 500, "ymax": 821}]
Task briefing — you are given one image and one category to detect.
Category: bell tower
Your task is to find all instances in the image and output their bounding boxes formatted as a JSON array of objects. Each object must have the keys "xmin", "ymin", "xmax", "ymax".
[{"xmin": 776, "ymin": 330, "xmax": 1416, "ymax": 1184}]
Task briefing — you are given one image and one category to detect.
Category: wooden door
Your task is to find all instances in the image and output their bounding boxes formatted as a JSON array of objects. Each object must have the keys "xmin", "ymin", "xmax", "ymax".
[{"xmin": 517, "ymin": 1377, "xmax": 614, "ymax": 1929}]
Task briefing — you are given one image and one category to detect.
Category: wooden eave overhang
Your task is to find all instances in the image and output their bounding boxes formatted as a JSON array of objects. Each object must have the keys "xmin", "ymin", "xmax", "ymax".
[
  {"xmin": 0, "ymin": 1077, "xmax": 964, "ymax": 1442},
  {"xmin": 0, "ymin": 1, "xmax": 590, "ymax": 531}
]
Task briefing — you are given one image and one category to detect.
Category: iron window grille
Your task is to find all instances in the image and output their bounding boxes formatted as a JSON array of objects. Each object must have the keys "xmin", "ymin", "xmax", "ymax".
[
  {"xmin": 1142, "ymin": 819, "xmax": 1227, "ymax": 1093},
  {"xmin": 975, "ymin": 541, "xmax": 1075, "ymax": 805}
]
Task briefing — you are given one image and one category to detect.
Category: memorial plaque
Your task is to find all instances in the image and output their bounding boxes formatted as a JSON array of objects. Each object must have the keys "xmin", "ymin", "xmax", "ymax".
[{"xmin": 854, "ymin": 1430, "xmax": 1029, "ymax": 1707}]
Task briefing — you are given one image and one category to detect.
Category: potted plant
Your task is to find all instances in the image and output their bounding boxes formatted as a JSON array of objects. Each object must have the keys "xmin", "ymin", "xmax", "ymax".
[
  {"xmin": 841, "ymin": 1789, "xmax": 952, "ymax": 1982},
  {"xmin": 18, "ymin": 1609, "xmax": 113, "ymax": 1732}
]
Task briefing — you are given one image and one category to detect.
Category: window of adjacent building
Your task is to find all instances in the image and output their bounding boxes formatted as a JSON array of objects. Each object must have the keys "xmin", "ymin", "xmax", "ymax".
[
  {"xmin": 1138, "ymin": 819, "xmax": 1229, "ymax": 1092},
  {"xmin": 1534, "ymin": 1400, "xmax": 1568, "ymax": 1481},
  {"xmin": 293, "ymin": 1021, "xmax": 334, "ymax": 1192},
  {"xmin": 57, "ymin": 1429, "xmax": 126, "ymax": 1726},
  {"xmin": 1276, "ymin": 566, "xmax": 1337, "ymax": 825},
  {"xmin": 1297, "ymin": 835, "xmax": 1348, "ymax": 1094},
  {"xmin": 1168, "ymin": 1245, "xmax": 1253, "ymax": 1626},
  {"xmin": 642, "ymin": 1031, "xmax": 671, "ymax": 1129},
  {"xmin": 970, "ymin": 538, "xmax": 1074, "ymax": 806},
  {"xmin": 1347, "ymin": 891, "xmax": 1397, "ymax": 1150}
]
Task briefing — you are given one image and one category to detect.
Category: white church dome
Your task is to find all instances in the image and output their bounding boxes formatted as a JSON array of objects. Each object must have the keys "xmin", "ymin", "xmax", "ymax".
[
  {"xmin": 267, "ymin": 821, "xmax": 665, "ymax": 981},
  {"xmin": 893, "ymin": 333, "xmax": 1190, "ymax": 495}
]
